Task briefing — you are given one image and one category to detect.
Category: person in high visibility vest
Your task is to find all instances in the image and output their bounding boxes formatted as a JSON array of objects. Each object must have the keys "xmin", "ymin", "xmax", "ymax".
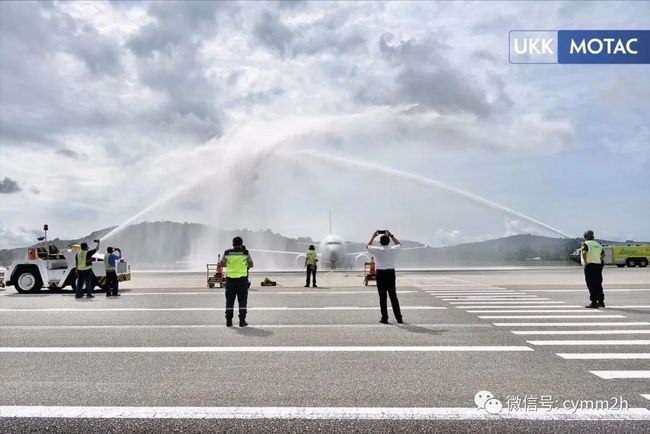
[
  {"xmin": 219, "ymin": 236, "xmax": 254, "ymax": 327},
  {"xmin": 304, "ymin": 245, "xmax": 318, "ymax": 288},
  {"xmin": 75, "ymin": 240, "xmax": 100, "ymax": 299},
  {"xmin": 580, "ymin": 230, "xmax": 606, "ymax": 308},
  {"xmin": 105, "ymin": 247, "xmax": 122, "ymax": 297}
]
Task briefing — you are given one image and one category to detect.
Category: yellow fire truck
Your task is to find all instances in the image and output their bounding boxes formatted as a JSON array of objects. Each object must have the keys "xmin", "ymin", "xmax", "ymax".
[{"xmin": 604, "ymin": 244, "xmax": 650, "ymax": 268}]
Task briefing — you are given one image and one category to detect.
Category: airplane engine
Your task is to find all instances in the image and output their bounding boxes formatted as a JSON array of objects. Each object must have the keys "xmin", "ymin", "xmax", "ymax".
[{"xmin": 294, "ymin": 254, "xmax": 306, "ymax": 266}]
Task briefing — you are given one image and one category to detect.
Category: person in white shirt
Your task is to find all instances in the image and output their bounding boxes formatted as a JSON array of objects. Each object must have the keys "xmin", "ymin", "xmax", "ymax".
[{"xmin": 367, "ymin": 229, "xmax": 403, "ymax": 324}]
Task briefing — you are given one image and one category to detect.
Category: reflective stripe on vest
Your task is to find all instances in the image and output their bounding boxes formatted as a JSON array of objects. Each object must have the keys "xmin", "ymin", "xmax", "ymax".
[
  {"xmin": 306, "ymin": 250, "xmax": 317, "ymax": 265},
  {"xmin": 225, "ymin": 252, "xmax": 248, "ymax": 278},
  {"xmin": 583, "ymin": 240, "xmax": 603, "ymax": 264},
  {"xmin": 77, "ymin": 251, "xmax": 92, "ymax": 271}
]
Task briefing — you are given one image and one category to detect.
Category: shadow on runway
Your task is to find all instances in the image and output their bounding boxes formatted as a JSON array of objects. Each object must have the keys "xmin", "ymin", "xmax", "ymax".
[
  {"xmin": 233, "ymin": 327, "xmax": 274, "ymax": 337},
  {"xmin": 394, "ymin": 324, "xmax": 448, "ymax": 336}
]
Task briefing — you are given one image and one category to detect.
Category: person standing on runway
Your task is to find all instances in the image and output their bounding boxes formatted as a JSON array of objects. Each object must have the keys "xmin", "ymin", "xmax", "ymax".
[
  {"xmin": 581, "ymin": 230, "xmax": 606, "ymax": 308},
  {"xmin": 304, "ymin": 244, "xmax": 318, "ymax": 288},
  {"xmin": 219, "ymin": 236, "xmax": 254, "ymax": 327},
  {"xmin": 75, "ymin": 240, "xmax": 100, "ymax": 299},
  {"xmin": 104, "ymin": 247, "xmax": 121, "ymax": 297},
  {"xmin": 367, "ymin": 229, "xmax": 403, "ymax": 324}
]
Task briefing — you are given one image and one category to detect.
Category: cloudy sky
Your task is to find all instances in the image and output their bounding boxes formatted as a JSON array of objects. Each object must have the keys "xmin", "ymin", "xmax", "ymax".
[{"xmin": 1, "ymin": 0, "xmax": 649, "ymax": 249}]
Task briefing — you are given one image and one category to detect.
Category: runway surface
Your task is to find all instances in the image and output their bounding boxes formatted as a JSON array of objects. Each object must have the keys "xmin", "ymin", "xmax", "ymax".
[{"xmin": 1, "ymin": 266, "xmax": 649, "ymax": 433}]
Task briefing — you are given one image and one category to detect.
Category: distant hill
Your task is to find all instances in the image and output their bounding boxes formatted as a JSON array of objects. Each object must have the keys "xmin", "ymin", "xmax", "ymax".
[{"xmin": 2, "ymin": 221, "xmax": 641, "ymax": 269}]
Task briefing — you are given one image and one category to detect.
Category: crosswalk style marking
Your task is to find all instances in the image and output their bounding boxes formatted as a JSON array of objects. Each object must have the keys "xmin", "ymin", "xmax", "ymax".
[
  {"xmin": 0, "ymin": 323, "xmax": 494, "ymax": 330},
  {"xmin": 457, "ymin": 305, "xmax": 582, "ymax": 309},
  {"xmin": 0, "ymin": 345, "xmax": 535, "ymax": 353},
  {"xmin": 120, "ymin": 291, "xmax": 420, "ymax": 296},
  {"xmin": 528, "ymin": 340, "xmax": 650, "ymax": 346},
  {"xmin": 0, "ymin": 406, "xmax": 648, "ymax": 420},
  {"xmin": 0, "ymin": 306, "xmax": 447, "ymax": 312},
  {"xmin": 641, "ymin": 394, "xmax": 650, "ymax": 401},
  {"xmin": 493, "ymin": 322, "xmax": 650, "ymax": 327},
  {"xmin": 557, "ymin": 353, "xmax": 650, "ymax": 360},
  {"xmin": 590, "ymin": 371, "xmax": 650, "ymax": 379},
  {"xmin": 467, "ymin": 309, "xmax": 605, "ymax": 313},
  {"xmin": 450, "ymin": 301, "xmax": 561, "ymax": 304},
  {"xmin": 512, "ymin": 330, "xmax": 650, "ymax": 335},
  {"xmin": 523, "ymin": 289, "xmax": 650, "ymax": 293},
  {"xmin": 479, "ymin": 315, "xmax": 624, "ymax": 319}
]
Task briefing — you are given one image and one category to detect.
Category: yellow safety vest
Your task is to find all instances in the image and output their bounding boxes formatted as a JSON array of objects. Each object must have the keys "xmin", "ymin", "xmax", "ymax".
[
  {"xmin": 582, "ymin": 240, "xmax": 603, "ymax": 265},
  {"xmin": 225, "ymin": 251, "xmax": 249, "ymax": 278},
  {"xmin": 306, "ymin": 250, "xmax": 317, "ymax": 266},
  {"xmin": 76, "ymin": 250, "xmax": 92, "ymax": 271}
]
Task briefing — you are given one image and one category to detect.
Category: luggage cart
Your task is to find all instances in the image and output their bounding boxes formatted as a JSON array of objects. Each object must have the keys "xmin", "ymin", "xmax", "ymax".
[
  {"xmin": 206, "ymin": 256, "xmax": 224, "ymax": 288},
  {"xmin": 363, "ymin": 258, "xmax": 376, "ymax": 286}
]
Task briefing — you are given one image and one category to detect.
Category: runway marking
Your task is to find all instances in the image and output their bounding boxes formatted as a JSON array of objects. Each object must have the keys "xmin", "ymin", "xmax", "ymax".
[
  {"xmin": 512, "ymin": 330, "xmax": 650, "ymax": 335},
  {"xmin": 117, "ymin": 291, "xmax": 419, "ymax": 296},
  {"xmin": 557, "ymin": 353, "xmax": 650, "ymax": 360},
  {"xmin": 467, "ymin": 309, "xmax": 604, "ymax": 313},
  {"xmin": 0, "ymin": 406, "xmax": 648, "ymax": 420},
  {"xmin": 0, "ymin": 345, "xmax": 534, "ymax": 353},
  {"xmin": 0, "ymin": 306, "xmax": 447, "ymax": 312},
  {"xmin": 603, "ymin": 306, "xmax": 650, "ymax": 309},
  {"xmin": 590, "ymin": 371, "xmax": 650, "ymax": 379},
  {"xmin": 0, "ymin": 323, "xmax": 493, "ymax": 330},
  {"xmin": 449, "ymin": 301, "xmax": 561, "ymax": 305},
  {"xmin": 642, "ymin": 394, "xmax": 650, "ymax": 401},
  {"xmin": 528, "ymin": 340, "xmax": 650, "ymax": 346},
  {"xmin": 457, "ymin": 305, "xmax": 582, "ymax": 309},
  {"xmin": 480, "ymin": 315, "xmax": 625, "ymax": 319},
  {"xmin": 524, "ymin": 289, "xmax": 650, "ymax": 292},
  {"xmin": 429, "ymin": 293, "xmax": 524, "ymax": 296},
  {"xmin": 493, "ymin": 322, "xmax": 650, "ymax": 327}
]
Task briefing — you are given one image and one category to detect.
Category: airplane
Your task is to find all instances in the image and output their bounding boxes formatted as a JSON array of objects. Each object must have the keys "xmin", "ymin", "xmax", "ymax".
[{"xmin": 249, "ymin": 213, "xmax": 427, "ymax": 270}]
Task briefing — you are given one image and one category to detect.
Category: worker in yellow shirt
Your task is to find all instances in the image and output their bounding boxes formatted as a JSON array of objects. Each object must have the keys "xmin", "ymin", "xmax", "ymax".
[
  {"xmin": 580, "ymin": 230, "xmax": 606, "ymax": 308},
  {"xmin": 305, "ymin": 245, "xmax": 318, "ymax": 288}
]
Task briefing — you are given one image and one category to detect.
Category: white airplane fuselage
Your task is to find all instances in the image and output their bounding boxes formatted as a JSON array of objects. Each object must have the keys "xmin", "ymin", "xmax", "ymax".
[{"xmin": 319, "ymin": 234, "xmax": 347, "ymax": 269}]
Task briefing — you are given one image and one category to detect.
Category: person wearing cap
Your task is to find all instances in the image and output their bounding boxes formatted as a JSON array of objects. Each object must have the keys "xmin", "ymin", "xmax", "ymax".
[
  {"xmin": 105, "ymin": 247, "xmax": 122, "ymax": 297},
  {"xmin": 219, "ymin": 236, "xmax": 254, "ymax": 327},
  {"xmin": 581, "ymin": 230, "xmax": 606, "ymax": 308},
  {"xmin": 367, "ymin": 229, "xmax": 403, "ymax": 324},
  {"xmin": 304, "ymin": 245, "xmax": 318, "ymax": 288},
  {"xmin": 75, "ymin": 240, "xmax": 100, "ymax": 299}
]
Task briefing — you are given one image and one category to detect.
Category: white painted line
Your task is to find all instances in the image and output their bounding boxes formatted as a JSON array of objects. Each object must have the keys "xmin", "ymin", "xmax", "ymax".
[
  {"xmin": 528, "ymin": 340, "xmax": 650, "ymax": 346},
  {"xmin": 480, "ymin": 315, "xmax": 625, "ymax": 319},
  {"xmin": 457, "ymin": 305, "xmax": 582, "ymax": 309},
  {"xmin": 0, "ymin": 323, "xmax": 493, "ymax": 330},
  {"xmin": 590, "ymin": 371, "xmax": 650, "ymax": 379},
  {"xmin": 441, "ymin": 297, "xmax": 541, "ymax": 300},
  {"xmin": 0, "ymin": 345, "xmax": 534, "ymax": 353},
  {"xmin": 512, "ymin": 330, "xmax": 650, "ymax": 335},
  {"xmin": 0, "ymin": 406, "xmax": 648, "ymax": 420},
  {"xmin": 468, "ymin": 310, "xmax": 602, "ymax": 313},
  {"xmin": 450, "ymin": 301, "xmax": 561, "ymax": 305},
  {"xmin": 641, "ymin": 394, "xmax": 650, "ymax": 401},
  {"xmin": 525, "ymin": 289, "xmax": 650, "ymax": 293},
  {"xmin": 606, "ymin": 306, "xmax": 650, "ymax": 309},
  {"xmin": 124, "ymin": 291, "xmax": 419, "ymax": 296},
  {"xmin": 493, "ymin": 322, "xmax": 650, "ymax": 327},
  {"xmin": 0, "ymin": 306, "xmax": 447, "ymax": 312},
  {"xmin": 557, "ymin": 353, "xmax": 650, "ymax": 360}
]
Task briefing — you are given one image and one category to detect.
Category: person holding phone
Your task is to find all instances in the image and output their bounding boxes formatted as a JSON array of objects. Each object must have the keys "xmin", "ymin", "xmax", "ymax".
[{"xmin": 367, "ymin": 229, "xmax": 403, "ymax": 324}]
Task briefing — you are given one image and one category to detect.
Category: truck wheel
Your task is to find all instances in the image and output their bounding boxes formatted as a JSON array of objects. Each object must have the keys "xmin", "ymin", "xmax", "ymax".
[
  {"xmin": 639, "ymin": 258, "xmax": 648, "ymax": 268},
  {"xmin": 616, "ymin": 264, "xmax": 625, "ymax": 268},
  {"xmin": 15, "ymin": 269, "xmax": 43, "ymax": 293},
  {"xmin": 626, "ymin": 258, "xmax": 637, "ymax": 267}
]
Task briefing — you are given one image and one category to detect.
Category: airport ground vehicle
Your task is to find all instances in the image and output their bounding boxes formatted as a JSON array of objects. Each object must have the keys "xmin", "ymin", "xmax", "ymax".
[
  {"xmin": 570, "ymin": 244, "xmax": 649, "ymax": 268},
  {"xmin": 604, "ymin": 244, "xmax": 649, "ymax": 268},
  {"xmin": 4, "ymin": 227, "xmax": 131, "ymax": 293},
  {"xmin": 0, "ymin": 267, "xmax": 6, "ymax": 288}
]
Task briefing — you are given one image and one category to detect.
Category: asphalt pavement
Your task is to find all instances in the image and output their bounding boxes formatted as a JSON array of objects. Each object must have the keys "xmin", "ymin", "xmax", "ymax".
[{"xmin": 1, "ymin": 266, "xmax": 649, "ymax": 433}]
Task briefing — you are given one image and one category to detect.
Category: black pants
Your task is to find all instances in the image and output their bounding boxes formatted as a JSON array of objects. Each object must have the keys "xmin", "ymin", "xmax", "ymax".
[
  {"xmin": 105, "ymin": 271, "xmax": 118, "ymax": 296},
  {"xmin": 75, "ymin": 269, "xmax": 94, "ymax": 297},
  {"xmin": 225, "ymin": 277, "xmax": 249, "ymax": 320},
  {"xmin": 584, "ymin": 263, "xmax": 604, "ymax": 303},
  {"xmin": 306, "ymin": 265, "xmax": 317, "ymax": 286},
  {"xmin": 376, "ymin": 269, "xmax": 402, "ymax": 320}
]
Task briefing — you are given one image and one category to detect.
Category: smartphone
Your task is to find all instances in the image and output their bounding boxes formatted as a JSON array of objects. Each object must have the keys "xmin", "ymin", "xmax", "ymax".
[{"xmin": 378, "ymin": 230, "xmax": 388, "ymax": 235}]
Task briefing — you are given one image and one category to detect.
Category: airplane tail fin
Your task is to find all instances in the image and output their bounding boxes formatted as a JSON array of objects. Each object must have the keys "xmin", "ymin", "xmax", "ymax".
[{"xmin": 329, "ymin": 210, "xmax": 333, "ymax": 234}]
